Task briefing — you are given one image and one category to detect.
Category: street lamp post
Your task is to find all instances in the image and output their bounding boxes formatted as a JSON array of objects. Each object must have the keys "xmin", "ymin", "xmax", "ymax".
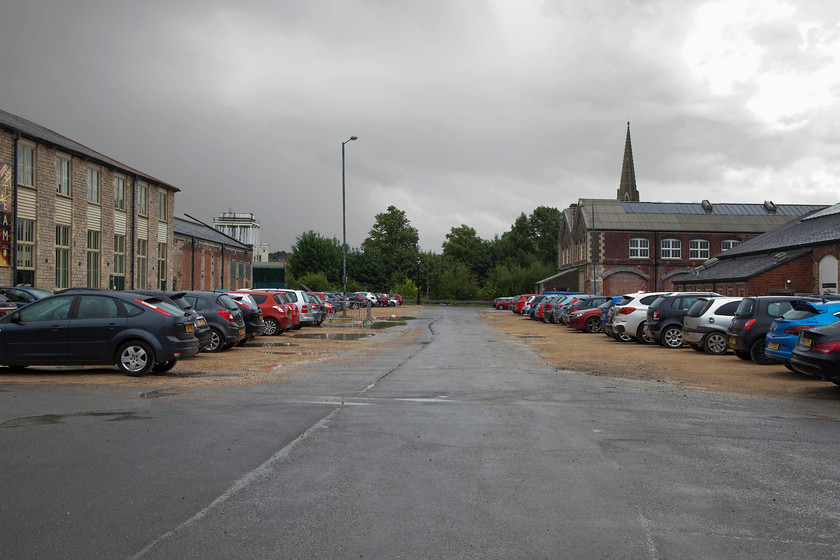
[
  {"xmin": 417, "ymin": 257, "xmax": 421, "ymax": 305},
  {"xmin": 342, "ymin": 136, "xmax": 358, "ymax": 313}
]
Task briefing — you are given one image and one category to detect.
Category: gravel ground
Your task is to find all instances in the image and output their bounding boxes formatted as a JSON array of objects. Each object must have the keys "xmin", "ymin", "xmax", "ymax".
[{"xmin": 482, "ymin": 308, "xmax": 840, "ymax": 399}]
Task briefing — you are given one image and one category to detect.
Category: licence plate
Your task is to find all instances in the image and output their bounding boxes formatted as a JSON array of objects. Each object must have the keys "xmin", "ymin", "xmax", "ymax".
[
  {"xmin": 767, "ymin": 342, "xmax": 779, "ymax": 350},
  {"xmin": 801, "ymin": 337, "xmax": 812, "ymax": 347},
  {"xmin": 239, "ymin": 328, "xmax": 246, "ymax": 335},
  {"xmin": 185, "ymin": 324, "xmax": 194, "ymax": 333},
  {"xmin": 729, "ymin": 337, "xmax": 736, "ymax": 346}
]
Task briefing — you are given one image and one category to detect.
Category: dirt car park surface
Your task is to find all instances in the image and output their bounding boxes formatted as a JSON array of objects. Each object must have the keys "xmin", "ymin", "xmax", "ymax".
[{"xmin": 482, "ymin": 308, "xmax": 840, "ymax": 400}]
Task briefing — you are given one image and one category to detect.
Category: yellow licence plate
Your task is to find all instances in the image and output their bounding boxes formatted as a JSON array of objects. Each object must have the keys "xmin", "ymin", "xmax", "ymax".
[
  {"xmin": 801, "ymin": 337, "xmax": 812, "ymax": 347},
  {"xmin": 185, "ymin": 324, "xmax": 194, "ymax": 333},
  {"xmin": 768, "ymin": 342, "xmax": 779, "ymax": 350},
  {"xmin": 239, "ymin": 328, "xmax": 246, "ymax": 335},
  {"xmin": 729, "ymin": 337, "xmax": 736, "ymax": 346}
]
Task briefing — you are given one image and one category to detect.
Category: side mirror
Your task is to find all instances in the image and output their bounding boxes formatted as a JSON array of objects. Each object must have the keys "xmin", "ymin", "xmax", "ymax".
[{"xmin": 10, "ymin": 312, "xmax": 22, "ymax": 323}]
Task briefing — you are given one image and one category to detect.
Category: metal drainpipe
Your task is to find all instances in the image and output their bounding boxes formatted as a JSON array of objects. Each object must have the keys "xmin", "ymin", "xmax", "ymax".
[
  {"xmin": 653, "ymin": 231, "xmax": 658, "ymax": 291},
  {"xmin": 130, "ymin": 175, "xmax": 138, "ymax": 289},
  {"xmin": 190, "ymin": 235, "xmax": 196, "ymax": 290},
  {"xmin": 220, "ymin": 245, "xmax": 225, "ymax": 290},
  {"xmin": 12, "ymin": 132, "xmax": 20, "ymax": 284}
]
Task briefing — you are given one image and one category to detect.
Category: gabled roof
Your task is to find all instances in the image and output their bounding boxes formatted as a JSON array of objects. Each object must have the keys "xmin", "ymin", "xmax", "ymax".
[
  {"xmin": 0, "ymin": 109, "xmax": 179, "ymax": 192},
  {"xmin": 674, "ymin": 249, "xmax": 811, "ymax": 284},
  {"xmin": 174, "ymin": 214, "xmax": 250, "ymax": 250},
  {"xmin": 573, "ymin": 198, "xmax": 826, "ymax": 233}
]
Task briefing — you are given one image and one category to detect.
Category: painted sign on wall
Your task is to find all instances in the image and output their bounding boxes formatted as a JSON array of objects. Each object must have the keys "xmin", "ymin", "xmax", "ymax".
[{"xmin": 0, "ymin": 163, "xmax": 12, "ymax": 267}]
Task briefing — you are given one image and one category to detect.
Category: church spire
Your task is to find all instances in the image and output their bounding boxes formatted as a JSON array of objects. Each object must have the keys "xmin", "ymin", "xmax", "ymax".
[{"xmin": 617, "ymin": 121, "xmax": 639, "ymax": 202}]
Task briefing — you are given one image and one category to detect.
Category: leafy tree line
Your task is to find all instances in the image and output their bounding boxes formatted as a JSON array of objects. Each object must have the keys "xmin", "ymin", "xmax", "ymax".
[{"xmin": 285, "ymin": 205, "xmax": 562, "ymax": 300}]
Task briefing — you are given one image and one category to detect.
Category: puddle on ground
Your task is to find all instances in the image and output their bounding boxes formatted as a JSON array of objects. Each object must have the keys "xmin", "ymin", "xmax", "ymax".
[
  {"xmin": 292, "ymin": 332, "xmax": 375, "ymax": 340},
  {"xmin": 140, "ymin": 389, "xmax": 179, "ymax": 399},
  {"xmin": 370, "ymin": 321, "xmax": 407, "ymax": 329},
  {"xmin": 0, "ymin": 411, "xmax": 149, "ymax": 428}
]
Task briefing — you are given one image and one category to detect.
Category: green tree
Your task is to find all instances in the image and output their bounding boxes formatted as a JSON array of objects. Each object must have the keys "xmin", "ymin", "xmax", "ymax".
[
  {"xmin": 361, "ymin": 206, "xmax": 420, "ymax": 283},
  {"xmin": 296, "ymin": 271, "xmax": 331, "ymax": 292},
  {"xmin": 441, "ymin": 224, "xmax": 495, "ymax": 281},
  {"xmin": 346, "ymin": 248, "xmax": 388, "ymax": 292},
  {"xmin": 287, "ymin": 231, "xmax": 342, "ymax": 283},
  {"xmin": 529, "ymin": 206, "xmax": 563, "ymax": 267}
]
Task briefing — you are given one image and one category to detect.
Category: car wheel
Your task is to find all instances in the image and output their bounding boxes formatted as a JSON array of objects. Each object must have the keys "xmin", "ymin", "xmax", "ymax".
[
  {"xmin": 703, "ymin": 332, "xmax": 728, "ymax": 355},
  {"xmin": 635, "ymin": 324, "xmax": 654, "ymax": 344},
  {"xmin": 734, "ymin": 349, "xmax": 752, "ymax": 361},
  {"xmin": 263, "ymin": 318, "xmax": 279, "ymax": 336},
  {"xmin": 585, "ymin": 317, "xmax": 602, "ymax": 333},
  {"xmin": 615, "ymin": 331, "xmax": 633, "ymax": 342},
  {"xmin": 117, "ymin": 341, "xmax": 154, "ymax": 377},
  {"xmin": 204, "ymin": 328, "xmax": 225, "ymax": 353},
  {"xmin": 750, "ymin": 338, "xmax": 773, "ymax": 365},
  {"xmin": 152, "ymin": 360, "xmax": 177, "ymax": 374},
  {"xmin": 661, "ymin": 326, "xmax": 683, "ymax": 348},
  {"xmin": 351, "ymin": 303, "xmax": 360, "ymax": 310}
]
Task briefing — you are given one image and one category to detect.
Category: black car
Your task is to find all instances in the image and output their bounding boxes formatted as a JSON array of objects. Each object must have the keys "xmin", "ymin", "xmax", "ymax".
[
  {"xmin": 129, "ymin": 290, "xmax": 212, "ymax": 351},
  {"xmin": 344, "ymin": 293, "xmax": 370, "ymax": 310},
  {"xmin": 727, "ymin": 296, "xmax": 819, "ymax": 364},
  {"xmin": 225, "ymin": 292, "xmax": 266, "ymax": 344},
  {"xmin": 789, "ymin": 321, "xmax": 840, "ymax": 386},
  {"xmin": 0, "ymin": 286, "xmax": 53, "ymax": 308},
  {"xmin": 181, "ymin": 291, "xmax": 246, "ymax": 352},
  {"xmin": 0, "ymin": 290, "xmax": 199, "ymax": 376},
  {"xmin": 644, "ymin": 292, "xmax": 720, "ymax": 348}
]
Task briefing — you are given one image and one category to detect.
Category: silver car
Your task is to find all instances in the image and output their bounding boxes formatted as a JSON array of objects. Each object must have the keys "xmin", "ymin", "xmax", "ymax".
[{"xmin": 682, "ymin": 296, "xmax": 742, "ymax": 355}]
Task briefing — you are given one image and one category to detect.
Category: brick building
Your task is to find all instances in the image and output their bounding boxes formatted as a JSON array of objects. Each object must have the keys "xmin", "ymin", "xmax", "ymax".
[
  {"xmin": 540, "ymin": 124, "xmax": 827, "ymax": 294},
  {"xmin": 172, "ymin": 214, "xmax": 252, "ymax": 291},
  {"xmin": 0, "ymin": 109, "xmax": 177, "ymax": 291},
  {"xmin": 673, "ymin": 203, "xmax": 840, "ymax": 296}
]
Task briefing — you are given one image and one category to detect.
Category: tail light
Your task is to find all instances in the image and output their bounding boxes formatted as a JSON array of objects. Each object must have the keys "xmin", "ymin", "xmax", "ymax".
[
  {"xmin": 813, "ymin": 341, "xmax": 840, "ymax": 354},
  {"xmin": 743, "ymin": 319, "xmax": 756, "ymax": 330},
  {"xmin": 272, "ymin": 306, "xmax": 287, "ymax": 316},
  {"xmin": 301, "ymin": 304, "xmax": 309, "ymax": 313},
  {"xmin": 784, "ymin": 325, "xmax": 814, "ymax": 335},
  {"xmin": 218, "ymin": 309, "xmax": 236, "ymax": 323},
  {"xmin": 652, "ymin": 310, "xmax": 660, "ymax": 320},
  {"xmin": 619, "ymin": 307, "xmax": 636, "ymax": 315}
]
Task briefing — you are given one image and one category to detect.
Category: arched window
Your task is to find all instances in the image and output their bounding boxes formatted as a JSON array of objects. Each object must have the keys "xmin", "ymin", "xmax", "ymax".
[{"xmin": 629, "ymin": 237, "xmax": 649, "ymax": 258}]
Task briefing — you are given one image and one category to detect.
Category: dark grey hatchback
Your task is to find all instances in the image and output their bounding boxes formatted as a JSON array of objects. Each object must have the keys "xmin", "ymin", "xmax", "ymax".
[{"xmin": 0, "ymin": 291, "xmax": 199, "ymax": 376}]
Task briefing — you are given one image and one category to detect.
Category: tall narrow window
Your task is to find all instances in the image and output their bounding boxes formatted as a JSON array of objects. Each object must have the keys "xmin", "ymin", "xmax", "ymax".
[
  {"xmin": 56, "ymin": 156, "xmax": 71, "ymax": 196},
  {"xmin": 16, "ymin": 219, "xmax": 35, "ymax": 285},
  {"xmin": 17, "ymin": 144, "xmax": 35, "ymax": 186},
  {"xmin": 113, "ymin": 234, "xmax": 126, "ymax": 290},
  {"xmin": 230, "ymin": 259, "xmax": 237, "ymax": 280},
  {"xmin": 157, "ymin": 242, "xmax": 167, "ymax": 290},
  {"xmin": 629, "ymin": 237, "xmax": 649, "ymax": 258},
  {"xmin": 137, "ymin": 239, "xmax": 147, "ymax": 288},
  {"xmin": 158, "ymin": 191, "xmax": 167, "ymax": 220},
  {"xmin": 55, "ymin": 225, "xmax": 71, "ymax": 289},
  {"xmin": 689, "ymin": 239, "xmax": 710, "ymax": 260},
  {"xmin": 87, "ymin": 168, "xmax": 100, "ymax": 203},
  {"xmin": 137, "ymin": 184, "xmax": 147, "ymax": 215},
  {"xmin": 114, "ymin": 177, "xmax": 126, "ymax": 210},
  {"xmin": 86, "ymin": 230, "xmax": 100, "ymax": 287}
]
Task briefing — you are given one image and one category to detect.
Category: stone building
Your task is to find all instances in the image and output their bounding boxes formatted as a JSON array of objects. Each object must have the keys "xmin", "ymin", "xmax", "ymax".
[
  {"xmin": 212, "ymin": 211, "xmax": 261, "ymax": 259},
  {"xmin": 172, "ymin": 214, "xmax": 252, "ymax": 291},
  {"xmin": 0, "ymin": 109, "xmax": 177, "ymax": 291},
  {"xmin": 541, "ymin": 124, "xmax": 827, "ymax": 294}
]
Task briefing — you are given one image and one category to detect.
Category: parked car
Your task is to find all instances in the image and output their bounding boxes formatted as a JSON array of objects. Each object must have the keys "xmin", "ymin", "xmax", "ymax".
[
  {"xmin": 789, "ymin": 321, "xmax": 840, "ymax": 386},
  {"xmin": 567, "ymin": 299, "xmax": 615, "ymax": 333},
  {"xmin": 0, "ymin": 294, "xmax": 19, "ymax": 318},
  {"xmin": 644, "ymin": 292, "xmax": 720, "ymax": 348},
  {"xmin": 129, "ymin": 290, "xmax": 212, "ymax": 351},
  {"xmin": 0, "ymin": 290, "xmax": 199, "ymax": 376},
  {"xmin": 493, "ymin": 297, "xmax": 512, "ymax": 310},
  {"xmin": 224, "ymin": 292, "xmax": 266, "ymax": 344},
  {"xmin": 527, "ymin": 295, "xmax": 549, "ymax": 320},
  {"xmin": 559, "ymin": 295, "xmax": 612, "ymax": 326},
  {"xmin": 181, "ymin": 291, "xmax": 246, "ymax": 352},
  {"xmin": 765, "ymin": 299, "xmax": 840, "ymax": 368},
  {"xmin": 343, "ymin": 293, "xmax": 370, "ymax": 310},
  {"xmin": 274, "ymin": 289, "xmax": 320, "ymax": 326},
  {"xmin": 611, "ymin": 292, "xmax": 670, "ymax": 344},
  {"xmin": 551, "ymin": 295, "xmax": 586, "ymax": 324},
  {"xmin": 234, "ymin": 290, "xmax": 291, "ymax": 336},
  {"xmin": 511, "ymin": 295, "xmax": 537, "ymax": 314},
  {"xmin": 537, "ymin": 296, "xmax": 563, "ymax": 323},
  {"xmin": 727, "ymin": 295, "xmax": 819, "ymax": 364},
  {"xmin": 682, "ymin": 296, "xmax": 742, "ymax": 355},
  {"xmin": 306, "ymin": 292, "xmax": 327, "ymax": 325},
  {"xmin": 389, "ymin": 293, "xmax": 404, "ymax": 306},
  {"xmin": 0, "ymin": 286, "xmax": 53, "ymax": 308}
]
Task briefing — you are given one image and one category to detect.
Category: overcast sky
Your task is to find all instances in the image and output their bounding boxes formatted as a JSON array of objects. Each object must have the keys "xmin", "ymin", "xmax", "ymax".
[{"xmin": 2, "ymin": 0, "xmax": 839, "ymax": 252}]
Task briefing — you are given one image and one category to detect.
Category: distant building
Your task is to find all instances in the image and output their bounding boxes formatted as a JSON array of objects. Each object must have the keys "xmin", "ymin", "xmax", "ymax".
[
  {"xmin": 674, "ymin": 203, "xmax": 840, "ymax": 296},
  {"xmin": 0, "ymin": 109, "xmax": 178, "ymax": 291},
  {"xmin": 213, "ymin": 211, "xmax": 260, "ymax": 258},
  {"xmin": 541, "ymin": 123, "xmax": 828, "ymax": 294},
  {"xmin": 172, "ymin": 214, "xmax": 252, "ymax": 291}
]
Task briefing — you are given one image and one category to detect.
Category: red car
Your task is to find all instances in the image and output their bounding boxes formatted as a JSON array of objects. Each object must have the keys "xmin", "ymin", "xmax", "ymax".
[
  {"xmin": 511, "ymin": 294, "xmax": 537, "ymax": 314},
  {"xmin": 566, "ymin": 306, "xmax": 605, "ymax": 333},
  {"xmin": 233, "ymin": 290, "xmax": 293, "ymax": 336}
]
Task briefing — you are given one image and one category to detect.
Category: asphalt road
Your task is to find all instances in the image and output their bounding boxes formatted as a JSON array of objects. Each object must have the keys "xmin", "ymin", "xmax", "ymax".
[{"xmin": 1, "ymin": 307, "xmax": 839, "ymax": 559}]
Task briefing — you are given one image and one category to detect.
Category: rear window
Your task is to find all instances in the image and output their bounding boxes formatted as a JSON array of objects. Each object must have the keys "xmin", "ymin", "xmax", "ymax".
[
  {"xmin": 735, "ymin": 298, "xmax": 755, "ymax": 317},
  {"xmin": 767, "ymin": 301, "xmax": 793, "ymax": 318},
  {"xmin": 686, "ymin": 299, "xmax": 712, "ymax": 318},
  {"xmin": 640, "ymin": 295, "xmax": 660, "ymax": 305},
  {"xmin": 648, "ymin": 297, "xmax": 666, "ymax": 310},
  {"xmin": 616, "ymin": 296, "xmax": 634, "ymax": 306},
  {"xmin": 782, "ymin": 308, "xmax": 818, "ymax": 321},
  {"xmin": 717, "ymin": 301, "xmax": 740, "ymax": 316},
  {"xmin": 218, "ymin": 294, "xmax": 238, "ymax": 310}
]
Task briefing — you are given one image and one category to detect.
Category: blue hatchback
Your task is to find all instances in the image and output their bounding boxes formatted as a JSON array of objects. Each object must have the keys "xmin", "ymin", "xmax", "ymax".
[{"xmin": 765, "ymin": 300, "xmax": 840, "ymax": 367}]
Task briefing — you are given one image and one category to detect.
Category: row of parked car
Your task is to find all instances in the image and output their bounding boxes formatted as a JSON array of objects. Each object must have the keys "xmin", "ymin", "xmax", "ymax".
[
  {"xmin": 0, "ymin": 286, "xmax": 378, "ymax": 377},
  {"xmin": 496, "ymin": 291, "xmax": 840, "ymax": 387}
]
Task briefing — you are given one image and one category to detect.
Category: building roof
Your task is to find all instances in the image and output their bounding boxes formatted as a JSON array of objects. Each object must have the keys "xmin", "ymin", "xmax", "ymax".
[
  {"xmin": 575, "ymin": 198, "xmax": 826, "ymax": 233},
  {"xmin": 0, "ymin": 109, "xmax": 179, "ymax": 192},
  {"xmin": 174, "ymin": 214, "xmax": 250, "ymax": 251},
  {"xmin": 674, "ymin": 248, "xmax": 811, "ymax": 284}
]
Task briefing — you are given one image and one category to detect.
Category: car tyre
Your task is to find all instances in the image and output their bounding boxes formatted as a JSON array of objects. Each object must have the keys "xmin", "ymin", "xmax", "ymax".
[
  {"xmin": 117, "ymin": 340, "xmax": 154, "ymax": 377},
  {"xmin": 585, "ymin": 317, "xmax": 602, "ymax": 333},
  {"xmin": 635, "ymin": 324, "xmax": 655, "ymax": 344},
  {"xmin": 614, "ymin": 331, "xmax": 633, "ymax": 342},
  {"xmin": 351, "ymin": 302, "xmax": 360, "ymax": 310},
  {"xmin": 152, "ymin": 360, "xmax": 178, "ymax": 374},
  {"xmin": 750, "ymin": 338, "xmax": 773, "ymax": 365},
  {"xmin": 204, "ymin": 328, "xmax": 225, "ymax": 353},
  {"xmin": 661, "ymin": 326, "xmax": 684, "ymax": 348},
  {"xmin": 263, "ymin": 318, "xmax": 280, "ymax": 336},
  {"xmin": 703, "ymin": 332, "xmax": 728, "ymax": 355}
]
